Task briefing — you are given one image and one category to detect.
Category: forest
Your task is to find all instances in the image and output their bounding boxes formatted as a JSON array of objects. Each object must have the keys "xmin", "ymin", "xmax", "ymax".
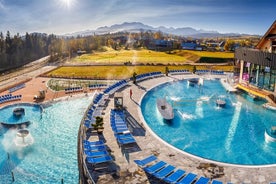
[
  {"xmin": 0, "ymin": 30, "xmax": 258, "ymax": 72},
  {"xmin": 0, "ymin": 32, "xmax": 63, "ymax": 72}
]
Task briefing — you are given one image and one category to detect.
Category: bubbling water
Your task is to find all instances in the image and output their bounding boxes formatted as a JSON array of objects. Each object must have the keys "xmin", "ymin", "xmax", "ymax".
[
  {"xmin": 14, "ymin": 129, "xmax": 34, "ymax": 147},
  {"xmin": 1, "ymin": 129, "xmax": 34, "ymax": 154}
]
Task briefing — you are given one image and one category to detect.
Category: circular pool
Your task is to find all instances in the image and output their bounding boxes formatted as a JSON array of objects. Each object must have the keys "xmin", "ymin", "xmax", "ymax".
[{"xmin": 141, "ymin": 79, "xmax": 276, "ymax": 165}]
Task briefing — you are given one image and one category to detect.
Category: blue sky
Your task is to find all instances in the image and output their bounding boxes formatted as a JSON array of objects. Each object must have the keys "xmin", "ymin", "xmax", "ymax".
[{"xmin": 0, "ymin": 0, "xmax": 275, "ymax": 35}]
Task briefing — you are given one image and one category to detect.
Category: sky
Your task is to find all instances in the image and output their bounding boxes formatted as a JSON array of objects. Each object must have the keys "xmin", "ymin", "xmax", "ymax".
[{"xmin": 0, "ymin": 0, "xmax": 275, "ymax": 36}]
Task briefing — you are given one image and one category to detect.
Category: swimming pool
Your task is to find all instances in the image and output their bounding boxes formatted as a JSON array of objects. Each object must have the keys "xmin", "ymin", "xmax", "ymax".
[
  {"xmin": 0, "ymin": 96, "xmax": 92, "ymax": 183},
  {"xmin": 141, "ymin": 79, "xmax": 276, "ymax": 165}
]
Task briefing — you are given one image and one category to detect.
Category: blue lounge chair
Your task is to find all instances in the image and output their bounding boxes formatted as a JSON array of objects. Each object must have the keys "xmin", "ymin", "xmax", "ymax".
[
  {"xmin": 115, "ymin": 133, "xmax": 133, "ymax": 140},
  {"xmin": 134, "ymin": 155, "xmax": 158, "ymax": 168},
  {"xmin": 84, "ymin": 144, "xmax": 106, "ymax": 151},
  {"xmin": 84, "ymin": 150, "xmax": 109, "ymax": 158},
  {"xmin": 176, "ymin": 173, "xmax": 197, "ymax": 184},
  {"xmin": 87, "ymin": 155, "xmax": 113, "ymax": 164},
  {"xmin": 117, "ymin": 137, "xmax": 136, "ymax": 145},
  {"xmin": 143, "ymin": 161, "xmax": 167, "ymax": 174},
  {"xmin": 111, "ymin": 124, "xmax": 128, "ymax": 129},
  {"xmin": 83, "ymin": 140, "xmax": 105, "ymax": 146},
  {"xmin": 163, "ymin": 169, "xmax": 186, "ymax": 184},
  {"xmin": 110, "ymin": 120, "xmax": 126, "ymax": 124},
  {"xmin": 152, "ymin": 164, "xmax": 175, "ymax": 179},
  {"xmin": 211, "ymin": 180, "xmax": 223, "ymax": 184},
  {"xmin": 195, "ymin": 176, "xmax": 210, "ymax": 184},
  {"xmin": 113, "ymin": 128, "xmax": 129, "ymax": 134}
]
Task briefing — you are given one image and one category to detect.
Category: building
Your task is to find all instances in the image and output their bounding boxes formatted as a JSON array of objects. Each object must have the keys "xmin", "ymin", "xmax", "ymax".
[
  {"xmin": 148, "ymin": 39, "xmax": 173, "ymax": 51},
  {"xmin": 181, "ymin": 41, "xmax": 197, "ymax": 50},
  {"xmin": 234, "ymin": 20, "xmax": 276, "ymax": 101}
]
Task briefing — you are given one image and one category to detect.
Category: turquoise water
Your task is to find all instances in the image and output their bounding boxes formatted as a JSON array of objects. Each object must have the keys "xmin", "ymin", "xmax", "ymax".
[
  {"xmin": 141, "ymin": 79, "xmax": 276, "ymax": 165},
  {"xmin": 0, "ymin": 96, "xmax": 92, "ymax": 183}
]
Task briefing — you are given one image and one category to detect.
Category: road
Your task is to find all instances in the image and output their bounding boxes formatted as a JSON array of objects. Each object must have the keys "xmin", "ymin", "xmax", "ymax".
[{"xmin": 0, "ymin": 56, "xmax": 60, "ymax": 92}]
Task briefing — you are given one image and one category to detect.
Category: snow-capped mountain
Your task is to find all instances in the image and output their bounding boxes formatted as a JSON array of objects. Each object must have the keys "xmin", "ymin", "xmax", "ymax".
[{"xmin": 63, "ymin": 22, "xmax": 245, "ymax": 38}]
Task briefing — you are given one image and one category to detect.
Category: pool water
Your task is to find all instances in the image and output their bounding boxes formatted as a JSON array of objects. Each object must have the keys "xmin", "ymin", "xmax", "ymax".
[
  {"xmin": 141, "ymin": 79, "xmax": 276, "ymax": 165},
  {"xmin": 0, "ymin": 96, "xmax": 92, "ymax": 183}
]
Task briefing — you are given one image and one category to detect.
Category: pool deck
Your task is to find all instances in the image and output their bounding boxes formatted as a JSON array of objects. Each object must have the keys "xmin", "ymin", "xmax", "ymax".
[
  {"xmin": 1, "ymin": 74, "xmax": 276, "ymax": 183},
  {"xmin": 86, "ymin": 74, "xmax": 276, "ymax": 184}
]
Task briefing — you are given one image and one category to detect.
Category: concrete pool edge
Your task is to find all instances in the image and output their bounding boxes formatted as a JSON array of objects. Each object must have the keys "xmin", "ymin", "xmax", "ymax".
[{"xmin": 137, "ymin": 75, "xmax": 276, "ymax": 168}]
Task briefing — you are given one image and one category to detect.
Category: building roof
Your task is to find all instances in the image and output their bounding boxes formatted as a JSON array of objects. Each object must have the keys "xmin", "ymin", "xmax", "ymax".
[
  {"xmin": 235, "ymin": 47, "xmax": 276, "ymax": 68},
  {"xmin": 256, "ymin": 20, "xmax": 276, "ymax": 49}
]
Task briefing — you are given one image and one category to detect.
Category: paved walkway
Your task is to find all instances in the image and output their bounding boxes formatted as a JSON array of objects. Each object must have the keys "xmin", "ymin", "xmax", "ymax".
[
  {"xmin": 1, "ymin": 74, "xmax": 276, "ymax": 183},
  {"xmin": 86, "ymin": 74, "xmax": 276, "ymax": 184}
]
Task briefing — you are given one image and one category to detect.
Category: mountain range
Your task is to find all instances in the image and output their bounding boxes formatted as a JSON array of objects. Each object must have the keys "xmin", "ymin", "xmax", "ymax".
[{"xmin": 64, "ymin": 22, "xmax": 253, "ymax": 38}]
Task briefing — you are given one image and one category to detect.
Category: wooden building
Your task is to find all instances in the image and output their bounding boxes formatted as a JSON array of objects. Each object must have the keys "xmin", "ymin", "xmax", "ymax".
[{"xmin": 235, "ymin": 20, "xmax": 276, "ymax": 98}]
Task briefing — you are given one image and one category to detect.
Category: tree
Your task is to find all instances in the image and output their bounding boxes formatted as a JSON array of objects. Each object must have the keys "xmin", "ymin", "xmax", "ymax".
[
  {"xmin": 92, "ymin": 116, "xmax": 104, "ymax": 133},
  {"xmin": 192, "ymin": 66, "xmax": 196, "ymax": 74},
  {"xmin": 224, "ymin": 39, "xmax": 235, "ymax": 51},
  {"xmin": 0, "ymin": 32, "xmax": 4, "ymax": 53},
  {"xmin": 165, "ymin": 66, "xmax": 169, "ymax": 76},
  {"xmin": 132, "ymin": 72, "xmax": 137, "ymax": 84}
]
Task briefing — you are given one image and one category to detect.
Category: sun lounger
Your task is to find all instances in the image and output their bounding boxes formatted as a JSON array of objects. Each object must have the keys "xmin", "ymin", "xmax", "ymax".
[
  {"xmin": 84, "ymin": 150, "xmax": 109, "ymax": 158},
  {"xmin": 195, "ymin": 176, "xmax": 210, "ymax": 184},
  {"xmin": 163, "ymin": 169, "xmax": 186, "ymax": 184},
  {"xmin": 111, "ymin": 122, "xmax": 127, "ymax": 127},
  {"xmin": 152, "ymin": 164, "xmax": 175, "ymax": 179},
  {"xmin": 112, "ymin": 127, "xmax": 129, "ymax": 133},
  {"xmin": 110, "ymin": 120, "xmax": 126, "ymax": 125},
  {"xmin": 117, "ymin": 137, "xmax": 136, "ymax": 145},
  {"xmin": 211, "ymin": 179, "xmax": 223, "ymax": 184},
  {"xmin": 111, "ymin": 124, "xmax": 128, "ymax": 129},
  {"xmin": 176, "ymin": 172, "xmax": 197, "ymax": 184},
  {"xmin": 134, "ymin": 155, "xmax": 158, "ymax": 168},
  {"xmin": 83, "ymin": 140, "xmax": 105, "ymax": 146},
  {"xmin": 86, "ymin": 155, "xmax": 113, "ymax": 164},
  {"xmin": 143, "ymin": 161, "xmax": 167, "ymax": 174},
  {"xmin": 84, "ymin": 144, "xmax": 106, "ymax": 151},
  {"xmin": 113, "ymin": 128, "xmax": 129, "ymax": 134},
  {"xmin": 115, "ymin": 133, "xmax": 133, "ymax": 140}
]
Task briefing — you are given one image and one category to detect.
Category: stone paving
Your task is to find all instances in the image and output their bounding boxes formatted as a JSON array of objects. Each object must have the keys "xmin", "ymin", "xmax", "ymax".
[
  {"xmin": 1, "ymin": 72, "xmax": 276, "ymax": 183},
  {"xmin": 85, "ymin": 74, "xmax": 276, "ymax": 184}
]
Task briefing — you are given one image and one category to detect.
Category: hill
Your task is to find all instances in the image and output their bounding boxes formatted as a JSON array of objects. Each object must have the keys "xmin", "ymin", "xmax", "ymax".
[{"xmin": 64, "ymin": 22, "xmax": 257, "ymax": 38}]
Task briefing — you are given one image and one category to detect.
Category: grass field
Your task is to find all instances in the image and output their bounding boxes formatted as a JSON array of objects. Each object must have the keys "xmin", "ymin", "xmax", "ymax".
[
  {"xmin": 47, "ymin": 49, "xmax": 234, "ymax": 80},
  {"xmin": 71, "ymin": 49, "xmax": 234, "ymax": 65},
  {"xmin": 45, "ymin": 65, "xmax": 234, "ymax": 80},
  {"xmin": 72, "ymin": 49, "xmax": 188, "ymax": 64},
  {"xmin": 176, "ymin": 50, "xmax": 234, "ymax": 58}
]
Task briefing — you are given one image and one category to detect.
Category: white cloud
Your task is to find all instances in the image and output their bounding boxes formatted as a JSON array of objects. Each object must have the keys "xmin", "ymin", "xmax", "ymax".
[{"xmin": 0, "ymin": 0, "xmax": 6, "ymax": 10}]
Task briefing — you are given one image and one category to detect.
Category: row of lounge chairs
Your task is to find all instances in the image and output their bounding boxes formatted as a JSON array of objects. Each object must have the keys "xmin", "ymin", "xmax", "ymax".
[
  {"xmin": 169, "ymin": 70, "xmax": 191, "ymax": 75},
  {"xmin": 83, "ymin": 89, "xmax": 111, "ymax": 128},
  {"xmin": 93, "ymin": 92, "xmax": 109, "ymax": 107},
  {"xmin": 84, "ymin": 105, "xmax": 97, "ymax": 128},
  {"xmin": 110, "ymin": 109, "xmax": 136, "ymax": 147},
  {"xmin": 93, "ymin": 93, "xmax": 103, "ymax": 104},
  {"xmin": 64, "ymin": 87, "xmax": 83, "ymax": 93},
  {"xmin": 9, "ymin": 83, "xmax": 25, "ymax": 93},
  {"xmin": 210, "ymin": 71, "xmax": 224, "ymax": 75},
  {"xmin": 88, "ymin": 84, "xmax": 107, "ymax": 90},
  {"xmin": 0, "ymin": 94, "xmax": 22, "ymax": 104},
  {"xmin": 196, "ymin": 70, "xmax": 224, "ymax": 75},
  {"xmin": 84, "ymin": 104, "xmax": 105, "ymax": 128},
  {"xmin": 83, "ymin": 140, "xmax": 113, "ymax": 165},
  {"xmin": 103, "ymin": 80, "xmax": 128, "ymax": 94},
  {"xmin": 135, "ymin": 72, "xmax": 163, "ymax": 82},
  {"xmin": 134, "ymin": 155, "xmax": 223, "ymax": 184}
]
